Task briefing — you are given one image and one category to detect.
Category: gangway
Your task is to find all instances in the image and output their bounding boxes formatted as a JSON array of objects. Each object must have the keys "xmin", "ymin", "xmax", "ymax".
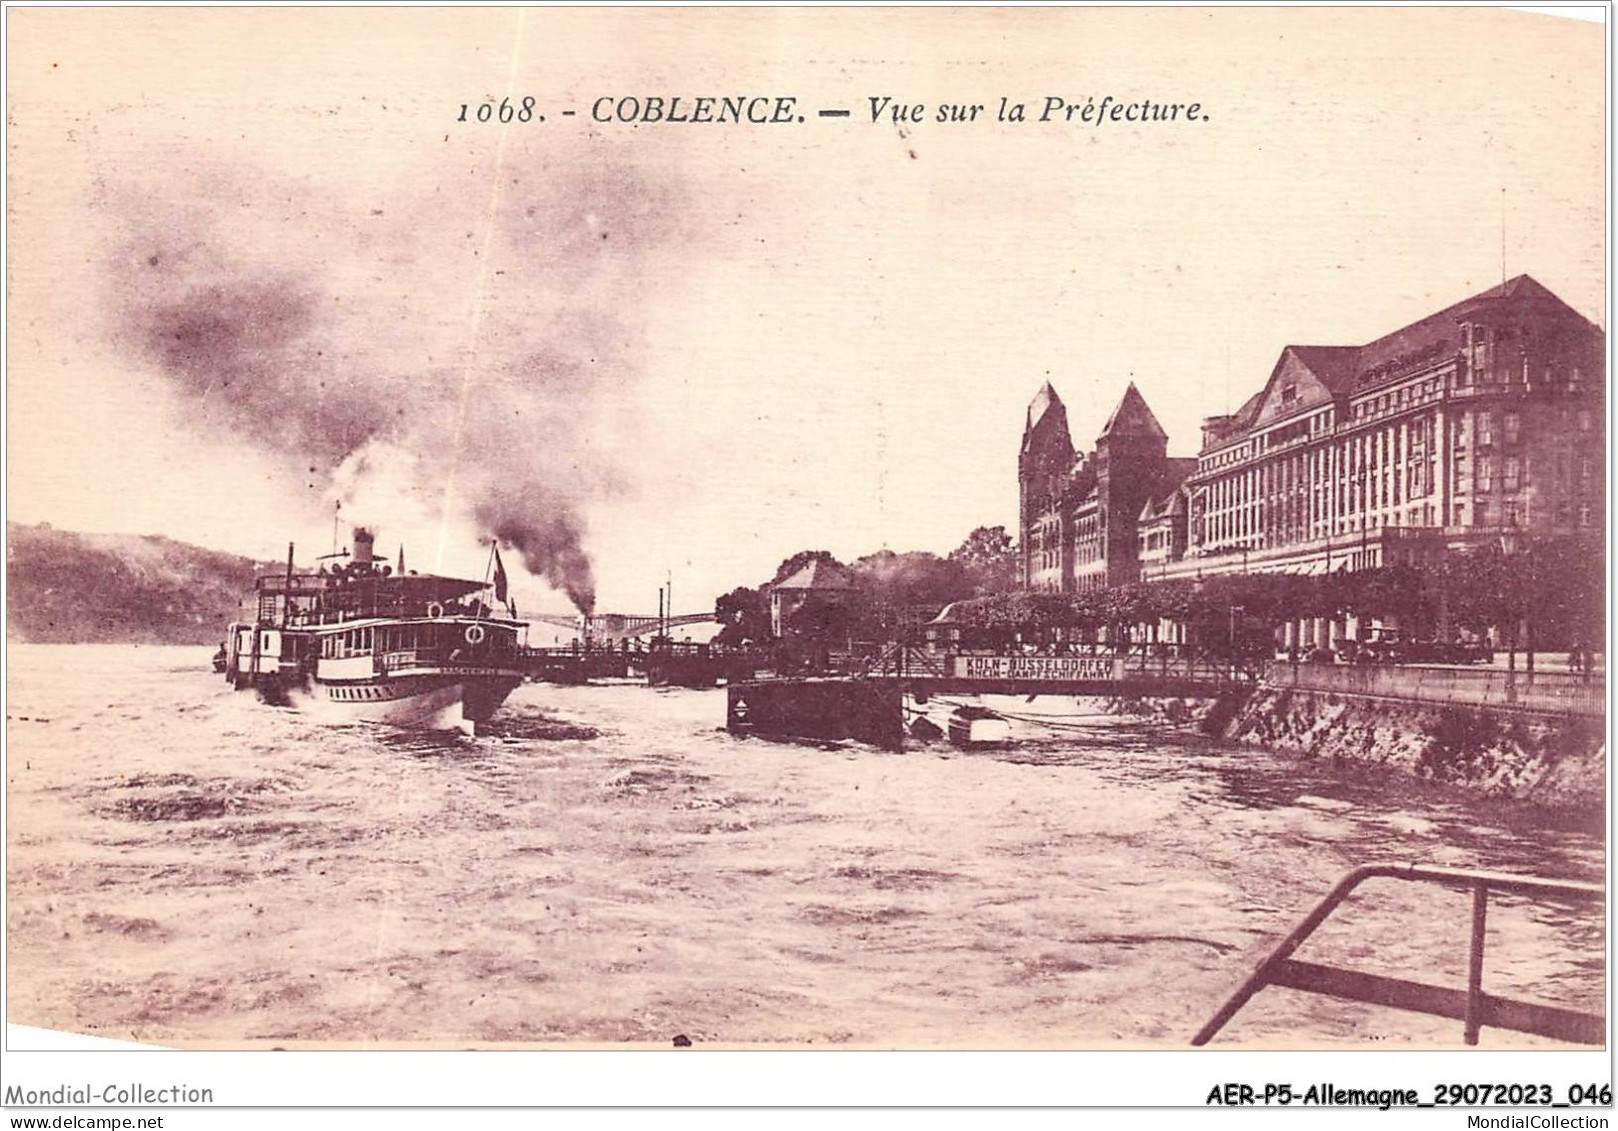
[{"xmin": 1192, "ymin": 863, "xmax": 1604, "ymax": 1046}]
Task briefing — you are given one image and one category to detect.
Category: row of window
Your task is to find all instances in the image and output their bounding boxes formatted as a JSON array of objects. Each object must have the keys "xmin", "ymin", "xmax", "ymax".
[
  {"xmin": 319, "ymin": 623, "xmax": 508, "ymax": 660},
  {"xmin": 1352, "ymin": 373, "xmax": 1447, "ymax": 423},
  {"xmin": 1452, "ymin": 408, "xmax": 1522, "ymax": 447},
  {"xmin": 1197, "ymin": 398, "xmax": 1573, "ymax": 549},
  {"xmin": 1470, "ymin": 455, "xmax": 1524, "ymax": 493},
  {"xmin": 1206, "ymin": 344, "xmax": 1596, "ymax": 477},
  {"xmin": 322, "ymin": 627, "xmax": 378, "ymax": 659}
]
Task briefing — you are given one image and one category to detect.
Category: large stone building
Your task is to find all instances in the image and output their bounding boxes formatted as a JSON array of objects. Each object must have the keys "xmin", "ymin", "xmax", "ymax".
[
  {"xmin": 1019, "ymin": 382, "xmax": 1195, "ymax": 592},
  {"xmin": 1020, "ymin": 275, "xmax": 1605, "ymax": 599}
]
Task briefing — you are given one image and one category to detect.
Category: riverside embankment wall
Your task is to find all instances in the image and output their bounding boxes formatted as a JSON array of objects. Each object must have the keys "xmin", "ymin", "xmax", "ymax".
[{"xmin": 1110, "ymin": 664, "xmax": 1607, "ymax": 810}]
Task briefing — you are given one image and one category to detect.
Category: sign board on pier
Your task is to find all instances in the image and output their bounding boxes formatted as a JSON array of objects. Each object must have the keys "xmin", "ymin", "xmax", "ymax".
[{"xmin": 949, "ymin": 655, "xmax": 1125, "ymax": 682}]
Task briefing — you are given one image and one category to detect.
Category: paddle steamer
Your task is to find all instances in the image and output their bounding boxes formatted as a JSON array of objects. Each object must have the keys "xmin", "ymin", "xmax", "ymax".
[{"xmin": 221, "ymin": 528, "xmax": 524, "ymax": 734}]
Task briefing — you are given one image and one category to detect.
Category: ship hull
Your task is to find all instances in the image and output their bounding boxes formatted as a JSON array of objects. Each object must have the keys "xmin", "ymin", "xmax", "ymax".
[{"xmin": 309, "ymin": 671, "xmax": 523, "ymax": 735}]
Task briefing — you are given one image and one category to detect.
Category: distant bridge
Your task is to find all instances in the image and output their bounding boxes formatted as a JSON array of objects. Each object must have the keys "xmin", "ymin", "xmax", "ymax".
[{"xmin": 528, "ymin": 611, "xmax": 716, "ymax": 643}]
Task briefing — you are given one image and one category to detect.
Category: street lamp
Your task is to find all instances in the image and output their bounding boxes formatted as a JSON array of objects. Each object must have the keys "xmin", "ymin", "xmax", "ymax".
[
  {"xmin": 1496, "ymin": 527, "xmax": 1531, "ymax": 677},
  {"xmin": 1229, "ymin": 603, "xmax": 1245, "ymax": 673}
]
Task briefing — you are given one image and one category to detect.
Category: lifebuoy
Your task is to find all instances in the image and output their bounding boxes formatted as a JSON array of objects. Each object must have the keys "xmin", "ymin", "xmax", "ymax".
[
  {"xmin": 427, "ymin": 602, "xmax": 445, "ymax": 619},
  {"xmin": 464, "ymin": 624, "xmax": 486, "ymax": 646}
]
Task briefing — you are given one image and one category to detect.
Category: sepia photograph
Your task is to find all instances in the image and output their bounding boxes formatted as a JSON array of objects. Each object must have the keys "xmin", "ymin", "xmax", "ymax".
[{"xmin": 2, "ymin": 2, "xmax": 1610, "ymax": 1118}]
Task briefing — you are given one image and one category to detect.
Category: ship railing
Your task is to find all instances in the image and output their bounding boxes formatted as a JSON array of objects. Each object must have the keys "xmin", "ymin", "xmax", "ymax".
[{"xmin": 1192, "ymin": 862, "xmax": 1604, "ymax": 1047}]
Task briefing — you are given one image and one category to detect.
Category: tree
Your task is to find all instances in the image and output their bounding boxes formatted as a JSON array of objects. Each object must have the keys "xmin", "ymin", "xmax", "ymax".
[
  {"xmin": 851, "ymin": 550, "xmax": 974, "ymax": 615},
  {"xmin": 1353, "ymin": 565, "xmax": 1433, "ymax": 626},
  {"xmin": 948, "ymin": 525, "xmax": 1019, "ymax": 595},
  {"xmin": 772, "ymin": 550, "xmax": 842, "ymax": 585},
  {"xmin": 1435, "ymin": 541, "xmax": 1581, "ymax": 672},
  {"xmin": 713, "ymin": 585, "xmax": 770, "ymax": 647},
  {"xmin": 1524, "ymin": 537, "xmax": 1605, "ymax": 673}
]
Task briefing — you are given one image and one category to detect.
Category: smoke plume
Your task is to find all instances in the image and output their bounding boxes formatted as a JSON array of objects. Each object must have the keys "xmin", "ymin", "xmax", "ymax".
[{"xmin": 103, "ymin": 147, "xmax": 693, "ymax": 614}]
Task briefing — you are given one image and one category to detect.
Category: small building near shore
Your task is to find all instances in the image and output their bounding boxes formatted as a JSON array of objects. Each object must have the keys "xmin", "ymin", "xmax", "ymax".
[{"xmin": 770, "ymin": 559, "xmax": 855, "ymax": 637}]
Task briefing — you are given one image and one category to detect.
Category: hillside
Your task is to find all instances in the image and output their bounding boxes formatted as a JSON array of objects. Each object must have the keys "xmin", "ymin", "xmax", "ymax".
[{"xmin": 6, "ymin": 523, "xmax": 277, "ymax": 645}]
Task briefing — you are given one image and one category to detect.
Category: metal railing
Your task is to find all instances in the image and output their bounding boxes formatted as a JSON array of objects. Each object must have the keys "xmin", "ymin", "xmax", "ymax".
[
  {"xmin": 1264, "ymin": 662, "xmax": 1607, "ymax": 718},
  {"xmin": 852, "ymin": 647, "xmax": 1256, "ymax": 686},
  {"xmin": 854, "ymin": 644, "xmax": 949, "ymax": 680},
  {"xmin": 1193, "ymin": 863, "xmax": 1604, "ymax": 1046}
]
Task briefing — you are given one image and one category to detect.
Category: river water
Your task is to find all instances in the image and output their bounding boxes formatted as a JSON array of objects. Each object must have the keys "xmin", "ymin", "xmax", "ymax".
[{"xmin": 5, "ymin": 645, "xmax": 1604, "ymax": 1047}]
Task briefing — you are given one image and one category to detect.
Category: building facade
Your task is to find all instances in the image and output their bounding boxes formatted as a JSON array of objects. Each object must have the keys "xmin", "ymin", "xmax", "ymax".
[
  {"xmin": 1018, "ymin": 382, "xmax": 1194, "ymax": 592},
  {"xmin": 769, "ymin": 558, "xmax": 854, "ymax": 637},
  {"xmin": 1020, "ymin": 275, "xmax": 1605, "ymax": 605}
]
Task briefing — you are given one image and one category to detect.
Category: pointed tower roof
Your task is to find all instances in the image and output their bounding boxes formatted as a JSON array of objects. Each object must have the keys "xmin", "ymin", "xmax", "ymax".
[
  {"xmin": 1026, "ymin": 381, "xmax": 1064, "ymax": 429},
  {"xmin": 1098, "ymin": 382, "xmax": 1167, "ymax": 442},
  {"xmin": 1021, "ymin": 380, "xmax": 1073, "ymax": 459}
]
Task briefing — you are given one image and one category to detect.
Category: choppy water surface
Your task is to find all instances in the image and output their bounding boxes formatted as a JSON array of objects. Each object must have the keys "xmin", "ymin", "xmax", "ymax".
[{"xmin": 6, "ymin": 645, "xmax": 1604, "ymax": 1047}]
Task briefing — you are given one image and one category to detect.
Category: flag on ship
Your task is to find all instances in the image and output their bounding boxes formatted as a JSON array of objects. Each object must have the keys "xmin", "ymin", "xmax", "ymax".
[{"xmin": 492, "ymin": 545, "xmax": 509, "ymax": 606}]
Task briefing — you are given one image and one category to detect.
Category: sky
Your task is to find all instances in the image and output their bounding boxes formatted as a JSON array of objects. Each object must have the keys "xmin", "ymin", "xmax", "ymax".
[{"xmin": 6, "ymin": 7, "xmax": 1606, "ymax": 618}]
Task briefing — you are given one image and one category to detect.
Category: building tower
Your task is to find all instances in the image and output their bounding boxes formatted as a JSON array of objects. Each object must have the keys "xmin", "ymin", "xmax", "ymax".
[
  {"xmin": 1092, "ymin": 382, "xmax": 1169, "ymax": 586},
  {"xmin": 1019, "ymin": 382, "xmax": 1076, "ymax": 590}
]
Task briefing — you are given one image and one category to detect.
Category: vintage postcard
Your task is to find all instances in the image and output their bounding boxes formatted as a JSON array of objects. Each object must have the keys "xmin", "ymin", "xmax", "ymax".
[{"xmin": 2, "ymin": 3, "xmax": 1609, "ymax": 1115}]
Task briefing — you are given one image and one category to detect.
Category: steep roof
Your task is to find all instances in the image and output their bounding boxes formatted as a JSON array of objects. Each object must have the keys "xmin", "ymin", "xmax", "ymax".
[
  {"xmin": 1209, "ymin": 274, "xmax": 1598, "ymax": 448},
  {"xmin": 1022, "ymin": 381, "xmax": 1075, "ymax": 463},
  {"xmin": 1286, "ymin": 346, "xmax": 1360, "ymax": 391},
  {"xmin": 1027, "ymin": 381, "xmax": 1064, "ymax": 428},
  {"xmin": 1098, "ymin": 382, "xmax": 1167, "ymax": 442},
  {"xmin": 1230, "ymin": 387, "xmax": 1266, "ymax": 427},
  {"xmin": 1163, "ymin": 456, "xmax": 1197, "ymax": 488},
  {"xmin": 1138, "ymin": 461, "xmax": 1196, "ymax": 522},
  {"xmin": 1343, "ymin": 275, "xmax": 1591, "ymax": 391},
  {"xmin": 773, "ymin": 559, "xmax": 854, "ymax": 591}
]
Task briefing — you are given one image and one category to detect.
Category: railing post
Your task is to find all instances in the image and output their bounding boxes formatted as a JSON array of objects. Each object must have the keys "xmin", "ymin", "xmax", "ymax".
[
  {"xmin": 1464, "ymin": 882, "xmax": 1489, "ymax": 1045},
  {"xmin": 1191, "ymin": 865, "xmax": 1381, "ymax": 1045}
]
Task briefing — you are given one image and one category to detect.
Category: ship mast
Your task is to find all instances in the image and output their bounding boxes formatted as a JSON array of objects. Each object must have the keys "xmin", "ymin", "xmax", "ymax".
[{"xmin": 282, "ymin": 542, "xmax": 294, "ymax": 627}]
